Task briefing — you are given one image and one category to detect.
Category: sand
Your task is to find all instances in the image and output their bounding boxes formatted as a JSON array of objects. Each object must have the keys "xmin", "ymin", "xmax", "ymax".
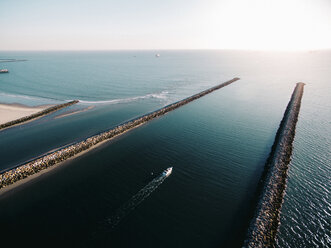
[
  {"xmin": 0, "ymin": 103, "xmax": 48, "ymax": 125},
  {"xmin": 54, "ymin": 105, "xmax": 95, "ymax": 119}
]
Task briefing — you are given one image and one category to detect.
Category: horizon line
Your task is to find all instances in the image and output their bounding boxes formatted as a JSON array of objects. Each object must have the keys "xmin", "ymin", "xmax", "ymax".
[{"xmin": 1, "ymin": 48, "xmax": 331, "ymax": 52}]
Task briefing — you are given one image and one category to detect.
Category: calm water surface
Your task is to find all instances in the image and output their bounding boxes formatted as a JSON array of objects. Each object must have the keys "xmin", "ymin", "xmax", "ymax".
[{"xmin": 0, "ymin": 50, "xmax": 330, "ymax": 247}]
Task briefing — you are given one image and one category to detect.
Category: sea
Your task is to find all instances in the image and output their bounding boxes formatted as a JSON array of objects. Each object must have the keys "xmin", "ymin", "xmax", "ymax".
[{"xmin": 0, "ymin": 50, "xmax": 330, "ymax": 247}]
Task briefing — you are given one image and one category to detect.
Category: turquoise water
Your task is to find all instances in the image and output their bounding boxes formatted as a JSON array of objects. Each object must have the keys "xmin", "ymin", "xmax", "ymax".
[{"xmin": 0, "ymin": 51, "xmax": 330, "ymax": 247}]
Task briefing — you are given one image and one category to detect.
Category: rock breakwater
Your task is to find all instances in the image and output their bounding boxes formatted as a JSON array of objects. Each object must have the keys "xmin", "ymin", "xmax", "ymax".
[
  {"xmin": 243, "ymin": 83, "xmax": 305, "ymax": 247},
  {"xmin": 0, "ymin": 78, "xmax": 239, "ymax": 190},
  {"xmin": 0, "ymin": 100, "xmax": 79, "ymax": 131}
]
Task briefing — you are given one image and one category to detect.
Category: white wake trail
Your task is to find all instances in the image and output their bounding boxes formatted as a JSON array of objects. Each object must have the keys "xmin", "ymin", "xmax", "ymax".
[{"xmin": 105, "ymin": 168, "xmax": 172, "ymax": 230}]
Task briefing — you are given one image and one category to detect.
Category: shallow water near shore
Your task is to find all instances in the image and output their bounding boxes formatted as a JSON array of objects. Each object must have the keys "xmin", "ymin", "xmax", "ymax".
[{"xmin": 0, "ymin": 50, "xmax": 330, "ymax": 247}]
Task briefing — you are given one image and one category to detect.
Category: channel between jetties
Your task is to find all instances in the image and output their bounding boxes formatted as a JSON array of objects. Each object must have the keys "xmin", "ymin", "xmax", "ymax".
[
  {"xmin": 243, "ymin": 83, "xmax": 305, "ymax": 248},
  {"xmin": 0, "ymin": 77, "xmax": 240, "ymax": 190}
]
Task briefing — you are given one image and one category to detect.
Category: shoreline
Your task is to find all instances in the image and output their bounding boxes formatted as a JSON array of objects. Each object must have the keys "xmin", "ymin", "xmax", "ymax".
[
  {"xmin": 0, "ymin": 100, "xmax": 79, "ymax": 131},
  {"xmin": 0, "ymin": 77, "xmax": 240, "ymax": 191},
  {"xmin": 0, "ymin": 103, "xmax": 50, "ymax": 124},
  {"xmin": 0, "ymin": 102, "xmax": 54, "ymax": 108},
  {"xmin": 243, "ymin": 83, "xmax": 305, "ymax": 247}
]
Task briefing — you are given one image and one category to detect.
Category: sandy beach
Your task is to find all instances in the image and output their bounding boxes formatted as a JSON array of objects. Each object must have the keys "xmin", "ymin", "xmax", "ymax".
[
  {"xmin": 0, "ymin": 100, "xmax": 78, "ymax": 131},
  {"xmin": 0, "ymin": 103, "xmax": 48, "ymax": 125}
]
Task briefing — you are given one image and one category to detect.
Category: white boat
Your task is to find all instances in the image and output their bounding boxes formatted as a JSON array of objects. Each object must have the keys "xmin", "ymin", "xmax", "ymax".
[
  {"xmin": 155, "ymin": 54, "xmax": 160, "ymax": 57},
  {"xmin": 0, "ymin": 69, "xmax": 9, "ymax": 73},
  {"xmin": 163, "ymin": 167, "xmax": 173, "ymax": 177}
]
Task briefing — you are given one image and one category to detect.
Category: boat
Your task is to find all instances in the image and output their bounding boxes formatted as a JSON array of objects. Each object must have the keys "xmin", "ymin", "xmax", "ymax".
[
  {"xmin": 155, "ymin": 54, "xmax": 160, "ymax": 57},
  {"xmin": 0, "ymin": 69, "xmax": 9, "ymax": 73},
  {"xmin": 163, "ymin": 167, "xmax": 173, "ymax": 177}
]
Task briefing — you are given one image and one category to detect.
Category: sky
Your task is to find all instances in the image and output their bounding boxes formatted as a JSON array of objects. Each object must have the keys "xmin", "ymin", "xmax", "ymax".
[{"xmin": 1, "ymin": 0, "xmax": 331, "ymax": 51}]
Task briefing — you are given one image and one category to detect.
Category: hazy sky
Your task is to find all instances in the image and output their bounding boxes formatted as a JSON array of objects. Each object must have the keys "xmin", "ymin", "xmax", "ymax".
[{"xmin": 1, "ymin": 0, "xmax": 331, "ymax": 50}]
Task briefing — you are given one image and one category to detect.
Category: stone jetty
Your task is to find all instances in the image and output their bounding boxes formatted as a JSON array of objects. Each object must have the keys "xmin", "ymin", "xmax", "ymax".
[
  {"xmin": 0, "ymin": 100, "xmax": 79, "ymax": 131},
  {"xmin": 0, "ymin": 59, "xmax": 27, "ymax": 63},
  {"xmin": 243, "ymin": 83, "xmax": 305, "ymax": 248},
  {"xmin": 0, "ymin": 78, "xmax": 239, "ymax": 190}
]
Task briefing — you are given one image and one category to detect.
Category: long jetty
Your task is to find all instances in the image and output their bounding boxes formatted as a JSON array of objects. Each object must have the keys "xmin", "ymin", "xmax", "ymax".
[
  {"xmin": 0, "ymin": 77, "xmax": 240, "ymax": 190},
  {"xmin": 243, "ymin": 83, "xmax": 305, "ymax": 247},
  {"xmin": 0, "ymin": 59, "xmax": 27, "ymax": 63},
  {"xmin": 0, "ymin": 100, "xmax": 79, "ymax": 131}
]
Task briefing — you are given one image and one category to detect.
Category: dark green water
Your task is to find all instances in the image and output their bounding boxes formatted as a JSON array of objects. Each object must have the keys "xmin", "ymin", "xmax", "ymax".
[{"xmin": 0, "ymin": 51, "xmax": 330, "ymax": 247}]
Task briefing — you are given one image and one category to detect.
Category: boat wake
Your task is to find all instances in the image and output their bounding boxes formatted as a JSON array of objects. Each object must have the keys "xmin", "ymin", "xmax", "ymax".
[{"xmin": 104, "ymin": 167, "xmax": 172, "ymax": 230}]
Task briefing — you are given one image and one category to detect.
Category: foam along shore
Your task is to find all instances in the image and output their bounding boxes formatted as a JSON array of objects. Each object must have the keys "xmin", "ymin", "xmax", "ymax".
[
  {"xmin": 0, "ymin": 100, "xmax": 79, "ymax": 131},
  {"xmin": 0, "ymin": 77, "xmax": 239, "ymax": 190},
  {"xmin": 243, "ymin": 83, "xmax": 305, "ymax": 248}
]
